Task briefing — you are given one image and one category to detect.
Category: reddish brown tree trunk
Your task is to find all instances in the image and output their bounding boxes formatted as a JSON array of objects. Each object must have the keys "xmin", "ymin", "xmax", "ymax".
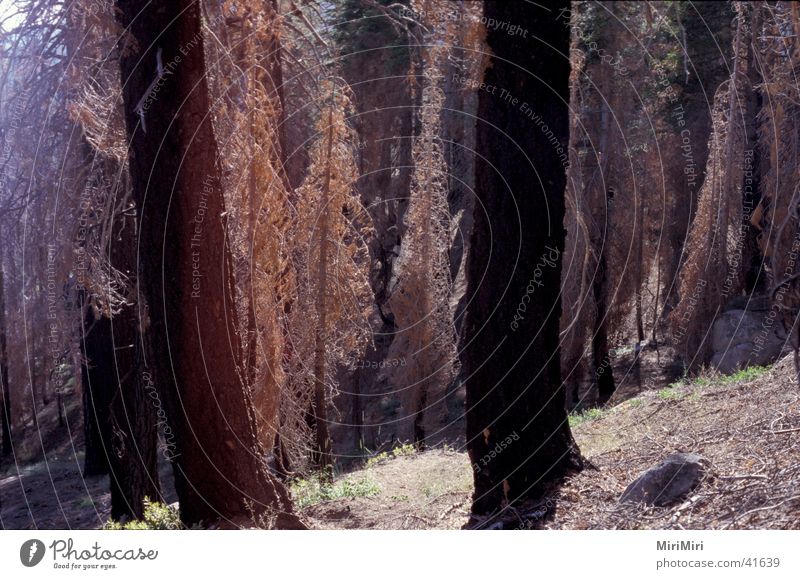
[
  {"xmin": 310, "ymin": 96, "xmax": 335, "ymax": 471},
  {"xmin": 115, "ymin": 0, "xmax": 303, "ymax": 528}
]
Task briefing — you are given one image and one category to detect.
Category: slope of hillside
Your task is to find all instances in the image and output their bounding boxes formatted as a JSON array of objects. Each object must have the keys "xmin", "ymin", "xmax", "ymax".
[
  {"xmin": 3, "ymin": 355, "xmax": 798, "ymax": 529},
  {"xmin": 549, "ymin": 355, "xmax": 800, "ymax": 529},
  {"xmin": 305, "ymin": 355, "xmax": 800, "ymax": 530}
]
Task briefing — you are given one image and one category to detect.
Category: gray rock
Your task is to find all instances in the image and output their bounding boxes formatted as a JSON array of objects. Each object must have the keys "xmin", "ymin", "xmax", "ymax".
[
  {"xmin": 620, "ymin": 453, "xmax": 709, "ymax": 506},
  {"xmin": 710, "ymin": 308, "xmax": 785, "ymax": 374}
]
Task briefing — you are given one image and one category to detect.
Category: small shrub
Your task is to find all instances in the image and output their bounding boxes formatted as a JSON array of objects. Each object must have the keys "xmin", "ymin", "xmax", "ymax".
[
  {"xmin": 365, "ymin": 443, "xmax": 417, "ymax": 468},
  {"xmin": 657, "ymin": 386, "xmax": 683, "ymax": 401},
  {"xmin": 290, "ymin": 473, "xmax": 381, "ymax": 508},
  {"xmin": 568, "ymin": 407, "xmax": 605, "ymax": 428},
  {"xmin": 104, "ymin": 498, "xmax": 182, "ymax": 530}
]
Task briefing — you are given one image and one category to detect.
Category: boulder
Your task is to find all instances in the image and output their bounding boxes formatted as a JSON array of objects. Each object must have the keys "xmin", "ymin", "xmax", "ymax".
[
  {"xmin": 620, "ymin": 453, "xmax": 709, "ymax": 506},
  {"xmin": 710, "ymin": 308, "xmax": 785, "ymax": 374}
]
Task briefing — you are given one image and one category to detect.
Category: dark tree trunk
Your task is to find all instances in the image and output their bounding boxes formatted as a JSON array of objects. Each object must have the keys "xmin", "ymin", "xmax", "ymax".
[
  {"xmin": 413, "ymin": 387, "xmax": 427, "ymax": 449},
  {"xmin": 742, "ymin": 8, "xmax": 763, "ymax": 295},
  {"xmin": 80, "ymin": 300, "xmax": 112, "ymax": 477},
  {"xmin": 0, "ymin": 256, "xmax": 11, "ymax": 458},
  {"xmin": 106, "ymin": 198, "xmax": 161, "ymax": 521},
  {"xmin": 590, "ymin": 41, "xmax": 616, "ymax": 407},
  {"xmin": 115, "ymin": 0, "xmax": 303, "ymax": 528},
  {"xmin": 462, "ymin": 0, "xmax": 582, "ymax": 521},
  {"xmin": 336, "ymin": 7, "xmax": 413, "ymax": 451},
  {"xmin": 592, "ymin": 253, "xmax": 616, "ymax": 406}
]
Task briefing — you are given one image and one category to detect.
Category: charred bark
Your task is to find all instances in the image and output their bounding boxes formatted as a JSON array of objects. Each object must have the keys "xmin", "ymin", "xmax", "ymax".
[
  {"xmin": 80, "ymin": 300, "xmax": 112, "ymax": 477},
  {"xmin": 0, "ymin": 257, "xmax": 11, "ymax": 458},
  {"xmin": 462, "ymin": 0, "xmax": 583, "ymax": 520},
  {"xmin": 592, "ymin": 252, "xmax": 616, "ymax": 406},
  {"xmin": 107, "ymin": 201, "xmax": 161, "ymax": 521}
]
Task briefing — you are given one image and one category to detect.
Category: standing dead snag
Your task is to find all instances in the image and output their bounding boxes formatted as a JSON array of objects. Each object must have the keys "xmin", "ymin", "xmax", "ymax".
[
  {"xmin": 462, "ymin": 0, "xmax": 582, "ymax": 521},
  {"xmin": 66, "ymin": 0, "xmax": 161, "ymax": 519},
  {"xmin": 669, "ymin": 3, "xmax": 752, "ymax": 368},
  {"xmin": 312, "ymin": 88, "xmax": 336, "ymax": 470},
  {"xmin": 290, "ymin": 79, "xmax": 373, "ymax": 471},
  {"xmin": 0, "ymin": 249, "xmax": 10, "ymax": 458},
  {"xmin": 387, "ymin": 32, "xmax": 458, "ymax": 446},
  {"xmin": 115, "ymin": 0, "xmax": 303, "ymax": 528},
  {"xmin": 203, "ymin": 0, "xmax": 293, "ymax": 462},
  {"xmin": 754, "ymin": 3, "xmax": 800, "ymax": 383}
]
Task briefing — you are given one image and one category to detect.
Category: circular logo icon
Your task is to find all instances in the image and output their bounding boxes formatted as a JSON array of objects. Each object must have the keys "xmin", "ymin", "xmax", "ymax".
[{"xmin": 20, "ymin": 539, "xmax": 46, "ymax": 567}]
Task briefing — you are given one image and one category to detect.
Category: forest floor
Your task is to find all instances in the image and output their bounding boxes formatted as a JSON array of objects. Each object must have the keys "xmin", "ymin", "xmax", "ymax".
[
  {"xmin": 2, "ymin": 353, "xmax": 799, "ymax": 529},
  {"xmin": 305, "ymin": 355, "xmax": 800, "ymax": 529}
]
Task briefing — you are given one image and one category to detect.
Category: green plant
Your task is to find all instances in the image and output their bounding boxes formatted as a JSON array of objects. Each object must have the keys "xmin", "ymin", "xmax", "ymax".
[
  {"xmin": 680, "ymin": 365, "xmax": 769, "ymax": 392},
  {"xmin": 290, "ymin": 473, "xmax": 381, "ymax": 508},
  {"xmin": 104, "ymin": 498, "xmax": 182, "ymax": 530},
  {"xmin": 627, "ymin": 398, "xmax": 644, "ymax": 408},
  {"xmin": 568, "ymin": 407, "xmax": 605, "ymax": 428},
  {"xmin": 658, "ymin": 386, "xmax": 683, "ymax": 401},
  {"xmin": 392, "ymin": 443, "xmax": 417, "ymax": 458},
  {"xmin": 720, "ymin": 365, "xmax": 769, "ymax": 384},
  {"xmin": 365, "ymin": 443, "xmax": 417, "ymax": 468},
  {"xmin": 76, "ymin": 497, "xmax": 95, "ymax": 509}
]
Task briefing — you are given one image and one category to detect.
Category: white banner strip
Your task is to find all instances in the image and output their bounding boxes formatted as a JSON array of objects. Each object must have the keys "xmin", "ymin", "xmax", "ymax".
[{"xmin": 1, "ymin": 530, "xmax": 798, "ymax": 578}]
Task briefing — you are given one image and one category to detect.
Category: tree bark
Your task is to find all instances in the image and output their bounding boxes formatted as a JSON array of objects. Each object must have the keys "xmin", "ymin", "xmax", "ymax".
[
  {"xmin": 80, "ymin": 299, "xmax": 112, "ymax": 477},
  {"xmin": 107, "ymin": 199, "xmax": 161, "ymax": 521},
  {"xmin": 311, "ymin": 94, "xmax": 335, "ymax": 470},
  {"xmin": 590, "ymin": 16, "xmax": 617, "ymax": 406},
  {"xmin": 115, "ymin": 0, "xmax": 303, "ymax": 528},
  {"xmin": 0, "ymin": 252, "xmax": 11, "ymax": 458},
  {"xmin": 593, "ymin": 253, "xmax": 616, "ymax": 405},
  {"xmin": 462, "ymin": 0, "xmax": 582, "ymax": 521},
  {"xmin": 718, "ymin": 13, "xmax": 744, "ymax": 271}
]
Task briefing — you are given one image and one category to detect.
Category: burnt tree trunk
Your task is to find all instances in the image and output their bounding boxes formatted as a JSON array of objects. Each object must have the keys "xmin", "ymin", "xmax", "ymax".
[
  {"xmin": 107, "ymin": 198, "xmax": 161, "ymax": 521},
  {"xmin": 593, "ymin": 252, "xmax": 616, "ymax": 406},
  {"xmin": 0, "ymin": 255, "xmax": 11, "ymax": 458},
  {"xmin": 590, "ymin": 40, "xmax": 616, "ymax": 407},
  {"xmin": 80, "ymin": 300, "xmax": 112, "ymax": 477},
  {"xmin": 115, "ymin": 0, "xmax": 303, "ymax": 528},
  {"xmin": 743, "ymin": 8, "xmax": 763, "ymax": 294},
  {"xmin": 462, "ymin": 0, "xmax": 582, "ymax": 520},
  {"xmin": 310, "ymin": 96, "xmax": 335, "ymax": 471}
]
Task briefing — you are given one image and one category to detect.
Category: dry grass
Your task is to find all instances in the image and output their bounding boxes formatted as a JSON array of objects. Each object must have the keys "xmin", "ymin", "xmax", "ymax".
[{"xmin": 303, "ymin": 447, "xmax": 472, "ymax": 529}]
